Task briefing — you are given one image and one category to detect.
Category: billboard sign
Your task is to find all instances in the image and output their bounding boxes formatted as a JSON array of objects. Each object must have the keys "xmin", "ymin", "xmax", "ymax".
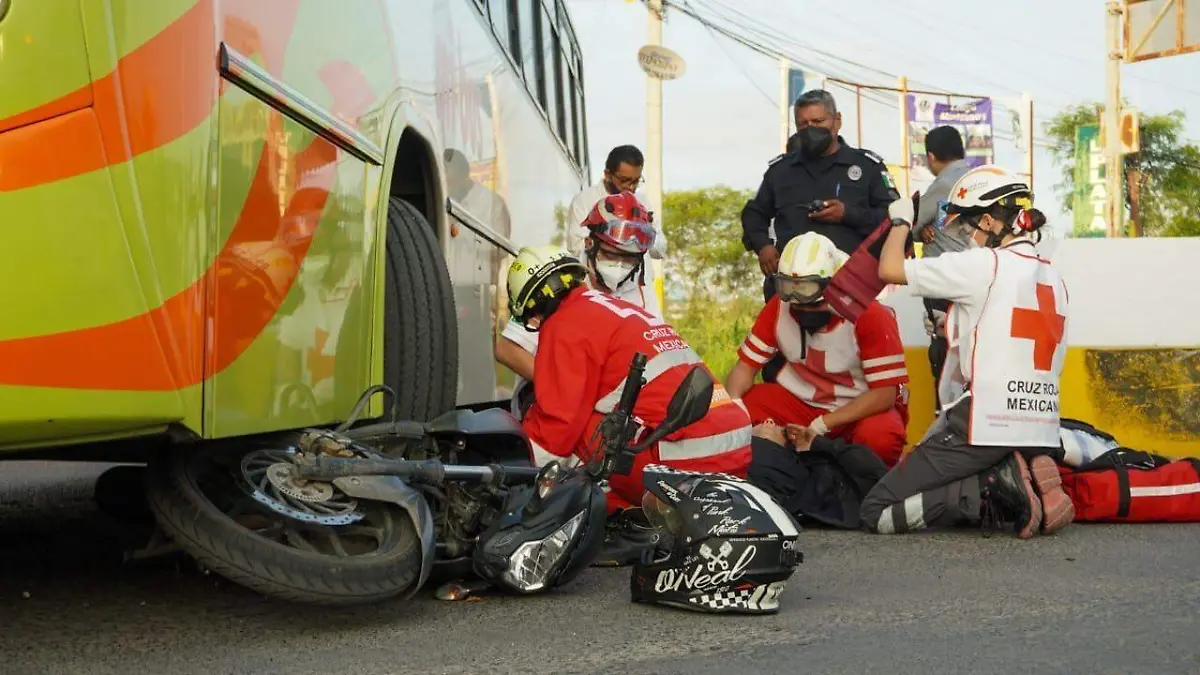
[
  {"xmin": 1073, "ymin": 124, "xmax": 1108, "ymax": 235},
  {"xmin": 906, "ymin": 95, "xmax": 994, "ymax": 182}
]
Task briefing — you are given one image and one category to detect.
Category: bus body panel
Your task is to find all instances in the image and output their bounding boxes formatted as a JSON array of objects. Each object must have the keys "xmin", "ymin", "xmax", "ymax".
[
  {"xmin": 0, "ymin": 0, "xmax": 92, "ymax": 129},
  {"xmin": 0, "ymin": 0, "xmax": 210, "ymax": 446},
  {"xmin": 0, "ymin": 0, "xmax": 587, "ymax": 453},
  {"xmin": 203, "ymin": 0, "xmax": 396, "ymax": 437}
]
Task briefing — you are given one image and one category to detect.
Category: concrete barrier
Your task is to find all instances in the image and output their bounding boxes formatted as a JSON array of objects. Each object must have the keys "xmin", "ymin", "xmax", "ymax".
[{"xmin": 883, "ymin": 237, "xmax": 1200, "ymax": 458}]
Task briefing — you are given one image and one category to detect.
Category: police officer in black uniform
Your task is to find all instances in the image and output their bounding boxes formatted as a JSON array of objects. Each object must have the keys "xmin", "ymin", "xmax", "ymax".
[{"xmin": 742, "ymin": 89, "xmax": 902, "ymax": 303}]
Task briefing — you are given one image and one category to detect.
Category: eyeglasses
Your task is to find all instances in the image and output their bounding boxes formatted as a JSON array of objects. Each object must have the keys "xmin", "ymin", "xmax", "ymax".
[{"xmin": 607, "ymin": 173, "xmax": 645, "ymax": 190}]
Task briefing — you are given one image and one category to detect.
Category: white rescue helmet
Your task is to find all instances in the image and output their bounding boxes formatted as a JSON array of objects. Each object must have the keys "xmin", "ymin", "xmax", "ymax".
[
  {"xmin": 775, "ymin": 232, "xmax": 848, "ymax": 305},
  {"xmin": 946, "ymin": 165, "xmax": 1033, "ymax": 215},
  {"xmin": 506, "ymin": 245, "xmax": 588, "ymax": 328}
]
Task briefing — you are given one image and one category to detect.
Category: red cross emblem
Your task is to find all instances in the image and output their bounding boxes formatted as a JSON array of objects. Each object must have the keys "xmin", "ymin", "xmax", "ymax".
[
  {"xmin": 956, "ymin": 186, "xmax": 968, "ymax": 199},
  {"xmin": 793, "ymin": 347, "xmax": 857, "ymax": 404},
  {"xmin": 1010, "ymin": 284, "xmax": 1065, "ymax": 372}
]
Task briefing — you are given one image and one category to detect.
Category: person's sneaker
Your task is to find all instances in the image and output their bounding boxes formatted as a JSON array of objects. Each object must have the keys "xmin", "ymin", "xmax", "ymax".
[
  {"xmin": 1028, "ymin": 455, "xmax": 1076, "ymax": 535},
  {"xmin": 591, "ymin": 509, "xmax": 656, "ymax": 567},
  {"xmin": 980, "ymin": 452, "xmax": 1043, "ymax": 539}
]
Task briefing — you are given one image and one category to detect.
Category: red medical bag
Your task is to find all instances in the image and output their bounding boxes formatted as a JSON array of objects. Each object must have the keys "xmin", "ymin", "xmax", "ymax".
[{"xmin": 1059, "ymin": 448, "xmax": 1200, "ymax": 523}]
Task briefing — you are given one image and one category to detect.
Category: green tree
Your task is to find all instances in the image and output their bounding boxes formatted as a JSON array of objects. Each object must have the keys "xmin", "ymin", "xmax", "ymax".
[
  {"xmin": 1045, "ymin": 103, "xmax": 1200, "ymax": 237},
  {"xmin": 661, "ymin": 186, "xmax": 763, "ymax": 379},
  {"xmin": 551, "ymin": 202, "xmax": 568, "ymax": 247},
  {"xmin": 661, "ymin": 186, "xmax": 760, "ymax": 304}
]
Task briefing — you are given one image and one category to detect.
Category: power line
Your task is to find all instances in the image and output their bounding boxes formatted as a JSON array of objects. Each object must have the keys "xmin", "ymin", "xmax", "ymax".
[
  {"xmin": 671, "ymin": 0, "xmax": 988, "ymax": 113},
  {"xmin": 688, "ymin": 0, "xmax": 908, "ymax": 85},
  {"xmin": 660, "ymin": 0, "xmax": 1062, "ymax": 154},
  {"xmin": 684, "ymin": 0, "xmax": 777, "ymax": 108},
  {"xmin": 665, "ymin": 0, "xmax": 899, "ymax": 98},
  {"xmin": 878, "ymin": 2, "xmax": 1200, "ymax": 101}
]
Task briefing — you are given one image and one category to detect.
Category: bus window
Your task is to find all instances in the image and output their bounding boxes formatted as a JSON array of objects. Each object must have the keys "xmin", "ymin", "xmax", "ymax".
[
  {"xmin": 541, "ymin": 5, "xmax": 563, "ymax": 140},
  {"xmin": 488, "ymin": 0, "xmax": 515, "ymax": 57},
  {"xmin": 517, "ymin": 0, "xmax": 541, "ymax": 102},
  {"xmin": 564, "ymin": 70, "xmax": 577, "ymax": 160},
  {"xmin": 577, "ymin": 83, "xmax": 589, "ymax": 170}
]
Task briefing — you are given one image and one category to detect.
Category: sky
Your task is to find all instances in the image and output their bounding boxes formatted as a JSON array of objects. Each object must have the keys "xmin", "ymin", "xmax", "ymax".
[{"xmin": 563, "ymin": 0, "xmax": 1200, "ymax": 237}]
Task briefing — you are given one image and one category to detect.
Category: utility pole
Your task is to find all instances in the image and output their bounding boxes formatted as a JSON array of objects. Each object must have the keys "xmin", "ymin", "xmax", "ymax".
[
  {"xmin": 646, "ymin": 0, "xmax": 665, "ymax": 310},
  {"xmin": 1022, "ymin": 92, "xmax": 1035, "ymax": 187},
  {"xmin": 1104, "ymin": 1, "xmax": 1126, "ymax": 238},
  {"xmin": 898, "ymin": 76, "xmax": 910, "ymax": 197},
  {"xmin": 779, "ymin": 58, "xmax": 791, "ymax": 152}
]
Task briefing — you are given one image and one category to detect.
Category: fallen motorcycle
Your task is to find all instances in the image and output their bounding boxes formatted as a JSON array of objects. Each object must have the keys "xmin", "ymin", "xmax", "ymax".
[{"xmin": 145, "ymin": 353, "xmax": 716, "ymax": 605}]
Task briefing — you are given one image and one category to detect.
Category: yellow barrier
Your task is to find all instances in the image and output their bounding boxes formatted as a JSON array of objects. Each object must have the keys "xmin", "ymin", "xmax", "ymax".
[{"xmin": 888, "ymin": 237, "xmax": 1200, "ymax": 458}]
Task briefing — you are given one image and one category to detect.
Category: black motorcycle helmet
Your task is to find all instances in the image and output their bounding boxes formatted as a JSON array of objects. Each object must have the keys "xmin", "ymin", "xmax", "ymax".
[
  {"xmin": 474, "ymin": 462, "xmax": 607, "ymax": 593},
  {"xmin": 630, "ymin": 464, "xmax": 803, "ymax": 614}
]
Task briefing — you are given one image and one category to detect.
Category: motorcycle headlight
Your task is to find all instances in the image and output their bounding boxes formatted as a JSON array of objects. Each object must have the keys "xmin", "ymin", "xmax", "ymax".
[{"xmin": 502, "ymin": 509, "xmax": 586, "ymax": 593}]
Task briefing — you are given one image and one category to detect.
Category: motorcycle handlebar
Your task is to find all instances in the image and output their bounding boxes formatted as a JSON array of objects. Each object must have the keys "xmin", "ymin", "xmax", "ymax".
[
  {"xmin": 614, "ymin": 352, "xmax": 648, "ymax": 417},
  {"xmin": 294, "ymin": 456, "xmax": 542, "ymax": 486}
]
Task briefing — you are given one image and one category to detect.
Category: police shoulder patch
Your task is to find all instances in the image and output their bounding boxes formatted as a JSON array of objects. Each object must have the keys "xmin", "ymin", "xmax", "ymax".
[{"xmin": 860, "ymin": 148, "xmax": 886, "ymax": 166}]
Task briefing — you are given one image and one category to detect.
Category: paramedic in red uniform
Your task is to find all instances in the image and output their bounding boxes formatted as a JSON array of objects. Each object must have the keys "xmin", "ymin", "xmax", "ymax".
[
  {"xmin": 495, "ymin": 192, "xmax": 661, "ymax": 420},
  {"xmin": 507, "ymin": 245, "xmax": 753, "ymax": 566},
  {"xmin": 725, "ymin": 232, "xmax": 909, "ymax": 468},
  {"xmin": 861, "ymin": 165, "xmax": 1075, "ymax": 539}
]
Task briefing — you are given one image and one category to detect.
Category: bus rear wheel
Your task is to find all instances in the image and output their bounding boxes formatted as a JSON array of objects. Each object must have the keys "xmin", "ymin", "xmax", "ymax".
[{"xmin": 383, "ymin": 197, "xmax": 458, "ymax": 422}]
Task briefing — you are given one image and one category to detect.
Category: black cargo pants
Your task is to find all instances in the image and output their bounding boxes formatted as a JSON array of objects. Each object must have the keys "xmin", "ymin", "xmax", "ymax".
[
  {"xmin": 859, "ymin": 399, "xmax": 1013, "ymax": 534},
  {"xmin": 924, "ymin": 298, "xmax": 949, "ymax": 410}
]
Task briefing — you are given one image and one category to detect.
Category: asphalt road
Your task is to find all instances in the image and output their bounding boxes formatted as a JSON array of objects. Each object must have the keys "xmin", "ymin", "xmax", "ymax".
[{"xmin": 2, "ymin": 462, "xmax": 1198, "ymax": 675}]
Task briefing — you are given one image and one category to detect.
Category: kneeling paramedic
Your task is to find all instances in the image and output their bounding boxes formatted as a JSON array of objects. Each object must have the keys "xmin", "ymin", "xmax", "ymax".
[
  {"xmin": 495, "ymin": 192, "xmax": 660, "ymax": 420},
  {"xmin": 508, "ymin": 246, "xmax": 753, "ymax": 566},
  {"xmin": 725, "ymin": 232, "xmax": 909, "ymax": 468},
  {"xmin": 860, "ymin": 166, "xmax": 1075, "ymax": 539}
]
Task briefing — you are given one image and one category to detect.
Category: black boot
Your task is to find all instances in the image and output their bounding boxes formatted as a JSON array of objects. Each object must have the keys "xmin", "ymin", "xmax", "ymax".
[
  {"xmin": 591, "ymin": 509, "xmax": 657, "ymax": 567},
  {"xmin": 979, "ymin": 452, "xmax": 1043, "ymax": 540}
]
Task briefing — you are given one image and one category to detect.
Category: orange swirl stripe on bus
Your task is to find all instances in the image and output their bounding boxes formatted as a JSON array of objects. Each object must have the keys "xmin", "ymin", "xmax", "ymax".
[
  {"xmin": 0, "ymin": 0, "xmax": 217, "ymax": 192},
  {"xmin": 0, "ymin": 2, "xmax": 380, "ymax": 391}
]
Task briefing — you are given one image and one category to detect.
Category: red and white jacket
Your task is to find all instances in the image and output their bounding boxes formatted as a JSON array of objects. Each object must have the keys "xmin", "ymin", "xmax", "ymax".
[
  {"xmin": 737, "ymin": 298, "xmax": 908, "ymax": 411},
  {"xmin": 522, "ymin": 287, "xmax": 752, "ymax": 475}
]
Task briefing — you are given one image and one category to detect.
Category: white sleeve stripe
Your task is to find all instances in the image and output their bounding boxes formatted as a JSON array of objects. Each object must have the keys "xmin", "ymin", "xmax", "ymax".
[
  {"xmin": 864, "ymin": 367, "xmax": 908, "ymax": 382},
  {"xmin": 594, "ymin": 348, "xmax": 704, "ymax": 413},
  {"xmin": 747, "ymin": 334, "xmax": 776, "ymax": 354},
  {"xmin": 530, "ymin": 439, "xmax": 566, "ymax": 467},
  {"xmin": 861, "ymin": 354, "xmax": 906, "ymax": 369},
  {"xmin": 739, "ymin": 346, "xmax": 770, "ymax": 364}
]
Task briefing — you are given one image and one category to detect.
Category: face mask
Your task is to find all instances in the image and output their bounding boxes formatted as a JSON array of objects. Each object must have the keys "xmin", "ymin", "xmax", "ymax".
[
  {"xmin": 945, "ymin": 224, "xmax": 979, "ymax": 251},
  {"xmin": 791, "ymin": 307, "xmax": 833, "ymax": 333},
  {"xmin": 798, "ymin": 126, "xmax": 834, "ymax": 159},
  {"xmin": 971, "ymin": 216, "xmax": 1008, "ymax": 249},
  {"xmin": 595, "ymin": 260, "xmax": 637, "ymax": 291}
]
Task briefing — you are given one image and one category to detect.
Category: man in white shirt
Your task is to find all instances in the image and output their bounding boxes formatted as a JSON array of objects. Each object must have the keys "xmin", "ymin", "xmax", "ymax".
[
  {"xmin": 565, "ymin": 145, "xmax": 668, "ymax": 289},
  {"xmin": 496, "ymin": 192, "xmax": 662, "ymax": 418}
]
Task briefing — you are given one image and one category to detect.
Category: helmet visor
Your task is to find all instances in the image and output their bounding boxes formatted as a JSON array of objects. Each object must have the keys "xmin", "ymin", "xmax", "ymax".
[
  {"xmin": 594, "ymin": 220, "xmax": 656, "ymax": 255},
  {"xmin": 774, "ymin": 274, "xmax": 829, "ymax": 305},
  {"xmin": 642, "ymin": 491, "xmax": 683, "ymax": 538}
]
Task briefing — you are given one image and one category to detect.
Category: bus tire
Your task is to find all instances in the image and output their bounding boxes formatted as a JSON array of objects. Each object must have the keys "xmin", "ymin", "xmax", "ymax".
[
  {"xmin": 384, "ymin": 197, "xmax": 458, "ymax": 422},
  {"xmin": 145, "ymin": 440, "xmax": 422, "ymax": 606}
]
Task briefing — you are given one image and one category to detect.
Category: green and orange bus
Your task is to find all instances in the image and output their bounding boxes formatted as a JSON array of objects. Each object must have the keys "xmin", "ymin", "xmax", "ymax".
[{"xmin": 0, "ymin": 0, "xmax": 588, "ymax": 602}]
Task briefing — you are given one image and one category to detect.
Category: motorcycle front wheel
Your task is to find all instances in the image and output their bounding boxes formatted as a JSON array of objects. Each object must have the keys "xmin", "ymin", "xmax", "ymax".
[{"xmin": 146, "ymin": 434, "xmax": 422, "ymax": 606}]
